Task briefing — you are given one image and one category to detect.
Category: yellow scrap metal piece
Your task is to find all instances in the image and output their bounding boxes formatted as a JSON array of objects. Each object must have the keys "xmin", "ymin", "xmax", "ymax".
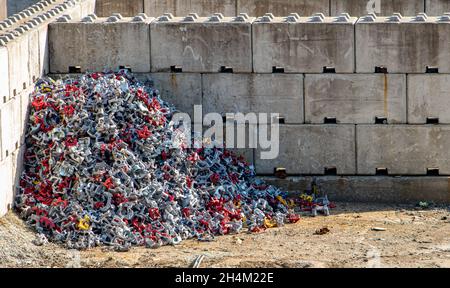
[
  {"xmin": 41, "ymin": 87, "xmax": 52, "ymax": 93},
  {"xmin": 242, "ymin": 215, "xmax": 247, "ymax": 228},
  {"xmin": 276, "ymin": 195, "xmax": 288, "ymax": 206},
  {"xmin": 288, "ymin": 199, "xmax": 296, "ymax": 209},
  {"xmin": 77, "ymin": 215, "xmax": 90, "ymax": 230},
  {"xmin": 300, "ymin": 194, "xmax": 313, "ymax": 203},
  {"xmin": 264, "ymin": 217, "xmax": 277, "ymax": 228}
]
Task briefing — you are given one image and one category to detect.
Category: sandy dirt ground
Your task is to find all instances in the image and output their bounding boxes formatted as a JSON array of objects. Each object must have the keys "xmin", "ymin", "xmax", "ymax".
[{"xmin": 1, "ymin": 202, "xmax": 449, "ymax": 268}]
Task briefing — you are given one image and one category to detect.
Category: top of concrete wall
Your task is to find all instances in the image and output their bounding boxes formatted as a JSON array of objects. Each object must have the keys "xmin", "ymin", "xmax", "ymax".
[
  {"xmin": 0, "ymin": 0, "xmax": 94, "ymax": 45},
  {"xmin": 154, "ymin": 12, "xmax": 254, "ymax": 23},
  {"xmin": 253, "ymin": 12, "xmax": 358, "ymax": 23},
  {"xmin": 357, "ymin": 12, "xmax": 450, "ymax": 23}
]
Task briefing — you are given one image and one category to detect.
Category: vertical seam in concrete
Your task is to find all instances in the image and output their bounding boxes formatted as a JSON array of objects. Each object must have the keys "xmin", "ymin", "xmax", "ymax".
[
  {"xmin": 235, "ymin": 0, "xmax": 238, "ymax": 16},
  {"xmin": 354, "ymin": 124, "xmax": 358, "ymax": 175},
  {"xmin": 201, "ymin": 72, "xmax": 204, "ymax": 120},
  {"xmin": 250, "ymin": 19, "xmax": 254, "ymax": 73},
  {"xmin": 148, "ymin": 20, "xmax": 152, "ymax": 72},
  {"xmin": 424, "ymin": 0, "xmax": 427, "ymax": 13},
  {"xmin": 302, "ymin": 74, "xmax": 306, "ymax": 124},
  {"xmin": 353, "ymin": 21, "xmax": 356, "ymax": 73},
  {"xmin": 406, "ymin": 74, "xmax": 409, "ymax": 124}
]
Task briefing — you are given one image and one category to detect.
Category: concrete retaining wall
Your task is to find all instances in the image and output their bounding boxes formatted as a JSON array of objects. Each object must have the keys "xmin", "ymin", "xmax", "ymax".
[
  {"xmin": 263, "ymin": 176, "xmax": 450, "ymax": 204},
  {"xmin": 150, "ymin": 14, "xmax": 253, "ymax": 73},
  {"xmin": 304, "ymin": 74, "xmax": 406, "ymax": 124},
  {"xmin": 95, "ymin": 0, "xmax": 450, "ymax": 17},
  {"xmin": 356, "ymin": 15, "xmax": 450, "ymax": 73},
  {"xmin": 331, "ymin": 0, "xmax": 425, "ymax": 17},
  {"xmin": 95, "ymin": 0, "xmax": 144, "ymax": 17},
  {"xmin": 49, "ymin": 14, "xmax": 153, "ymax": 73},
  {"xmin": 4, "ymin": 3, "xmax": 450, "ymax": 215},
  {"xmin": 0, "ymin": 0, "xmax": 96, "ymax": 216}
]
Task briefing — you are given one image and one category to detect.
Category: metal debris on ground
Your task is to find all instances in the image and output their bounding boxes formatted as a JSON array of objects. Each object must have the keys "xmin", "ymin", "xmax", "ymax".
[
  {"xmin": 15, "ymin": 71, "xmax": 308, "ymax": 250},
  {"xmin": 314, "ymin": 227, "xmax": 330, "ymax": 235}
]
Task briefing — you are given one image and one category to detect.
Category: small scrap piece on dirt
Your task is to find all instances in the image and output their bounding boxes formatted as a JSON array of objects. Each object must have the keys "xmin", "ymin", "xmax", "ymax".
[
  {"xmin": 371, "ymin": 227, "xmax": 387, "ymax": 231},
  {"xmin": 314, "ymin": 227, "xmax": 330, "ymax": 235}
]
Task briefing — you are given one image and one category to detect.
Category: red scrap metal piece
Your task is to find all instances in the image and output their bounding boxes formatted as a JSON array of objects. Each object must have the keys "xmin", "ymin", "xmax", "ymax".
[
  {"xmin": 32, "ymin": 97, "xmax": 46, "ymax": 111},
  {"xmin": 65, "ymin": 136, "xmax": 78, "ymax": 147},
  {"xmin": 148, "ymin": 208, "xmax": 160, "ymax": 220},
  {"xmin": 287, "ymin": 214, "xmax": 300, "ymax": 223}
]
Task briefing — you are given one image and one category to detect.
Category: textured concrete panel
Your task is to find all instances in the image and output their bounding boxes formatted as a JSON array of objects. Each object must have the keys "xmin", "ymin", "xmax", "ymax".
[
  {"xmin": 144, "ymin": 0, "xmax": 236, "ymax": 17},
  {"xmin": 356, "ymin": 16, "xmax": 450, "ymax": 73},
  {"xmin": 37, "ymin": 24, "xmax": 49, "ymax": 75},
  {"xmin": 263, "ymin": 176, "xmax": 450, "ymax": 204},
  {"xmin": 80, "ymin": 0, "xmax": 97, "ymax": 17},
  {"xmin": 331, "ymin": 0, "xmax": 425, "ymax": 17},
  {"xmin": 7, "ymin": 35, "xmax": 30, "ymax": 100},
  {"xmin": 426, "ymin": 0, "xmax": 450, "ymax": 15},
  {"xmin": 0, "ymin": 0, "xmax": 6, "ymax": 20},
  {"xmin": 0, "ymin": 47, "xmax": 9, "ymax": 102},
  {"xmin": 0, "ymin": 156, "xmax": 13, "ymax": 216},
  {"xmin": 151, "ymin": 16, "xmax": 253, "ymax": 73},
  {"xmin": 0, "ymin": 98, "xmax": 21, "ymax": 161},
  {"xmin": 49, "ymin": 17, "xmax": 153, "ymax": 73},
  {"xmin": 255, "ymin": 125, "xmax": 356, "ymax": 175},
  {"xmin": 19, "ymin": 88, "xmax": 32, "ymax": 145},
  {"xmin": 28, "ymin": 29, "xmax": 40, "ymax": 85},
  {"xmin": 305, "ymin": 74, "xmax": 406, "ymax": 124},
  {"xmin": 237, "ymin": 0, "xmax": 330, "ymax": 17},
  {"xmin": 203, "ymin": 73, "xmax": 304, "ymax": 124},
  {"xmin": 408, "ymin": 75, "xmax": 450, "ymax": 124},
  {"xmin": 96, "ymin": 0, "xmax": 144, "ymax": 17},
  {"xmin": 357, "ymin": 125, "xmax": 450, "ymax": 175},
  {"xmin": 253, "ymin": 15, "xmax": 356, "ymax": 73},
  {"xmin": 146, "ymin": 73, "xmax": 202, "ymax": 119}
]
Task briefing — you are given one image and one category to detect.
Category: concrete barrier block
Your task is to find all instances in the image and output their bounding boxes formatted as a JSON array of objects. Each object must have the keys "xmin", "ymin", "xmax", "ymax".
[
  {"xmin": 356, "ymin": 15, "xmax": 450, "ymax": 73},
  {"xmin": 28, "ymin": 28, "xmax": 40, "ymax": 84},
  {"xmin": 0, "ymin": 155, "xmax": 13, "ymax": 216},
  {"xmin": 145, "ymin": 73, "xmax": 202, "ymax": 119},
  {"xmin": 49, "ymin": 17, "xmax": 153, "ymax": 73},
  {"xmin": 37, "ymin": 24, "xmax": 49, "ymax": 75},
  {"xmin": 7, "ymin": 35, "xmax": 30, "ymax": 99},
  {"xmin": 357, "ymin": 125, "xmax": 450, "ymax": 175},
  {"xmin": 426, "ymin": 0, "xmax": 450, "ymax": 15},
  {"xmin": 255, "ymin": 125, "xmax": 356, "ymax": 175},
  {"xmin": 331, "ymin": 0, "xmax": 425, "ymax": 17},
  {"xmin": 0, "ymin": 98, "xmax": 21, "ymax": 161},
  {"xmin": 262, "ymin": 176, "xmax": 450, "ymax": 204},
  {"xmin": 223, "ymin": 123, "xmax": 255, "ymax": 165},
  {"xmin": 19, "ymin": 89, "xmax": 32, "ymax": 145},
  {"xmin": 407, "ymin": 74, "xmax": 450, "ymax": 124},
  {"xmin": 144, "ymin": 0, "xmax": 236, "ymax": 17},
  {"xmin": 253, "ymin": 14, "xmax": 357, "ymax": 73},
  {"xmin": 237, "ymin": 0, "xmax": 330, "ymax": 17},
  {"xmin": 11, "ymin": 145, "xmax": 24, "ymax": 200},
  {"xmin": 80, "ymin": 0, "xmax": 97, "ymax": 17},
  {"xmin": 144, "ymin": 0, "xmax": 175, "ymax": 16},
  {"xmin": 203, "ymin": 73, "xmax": 304, "ymax": 124},
  {"xmin": 96, "ymin": 0, "xmax": 144, "ymax": 17},
  {"xmin": 305, "ymin": 74, "xmax": 406, "ymax": 124},
  {"xmin": 0, "ymin": 46, "xmax": 9, "ymax": 102},
  {"xmin": 151, "ymin": 15, "xmax": 253, "ymax": 73}
]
